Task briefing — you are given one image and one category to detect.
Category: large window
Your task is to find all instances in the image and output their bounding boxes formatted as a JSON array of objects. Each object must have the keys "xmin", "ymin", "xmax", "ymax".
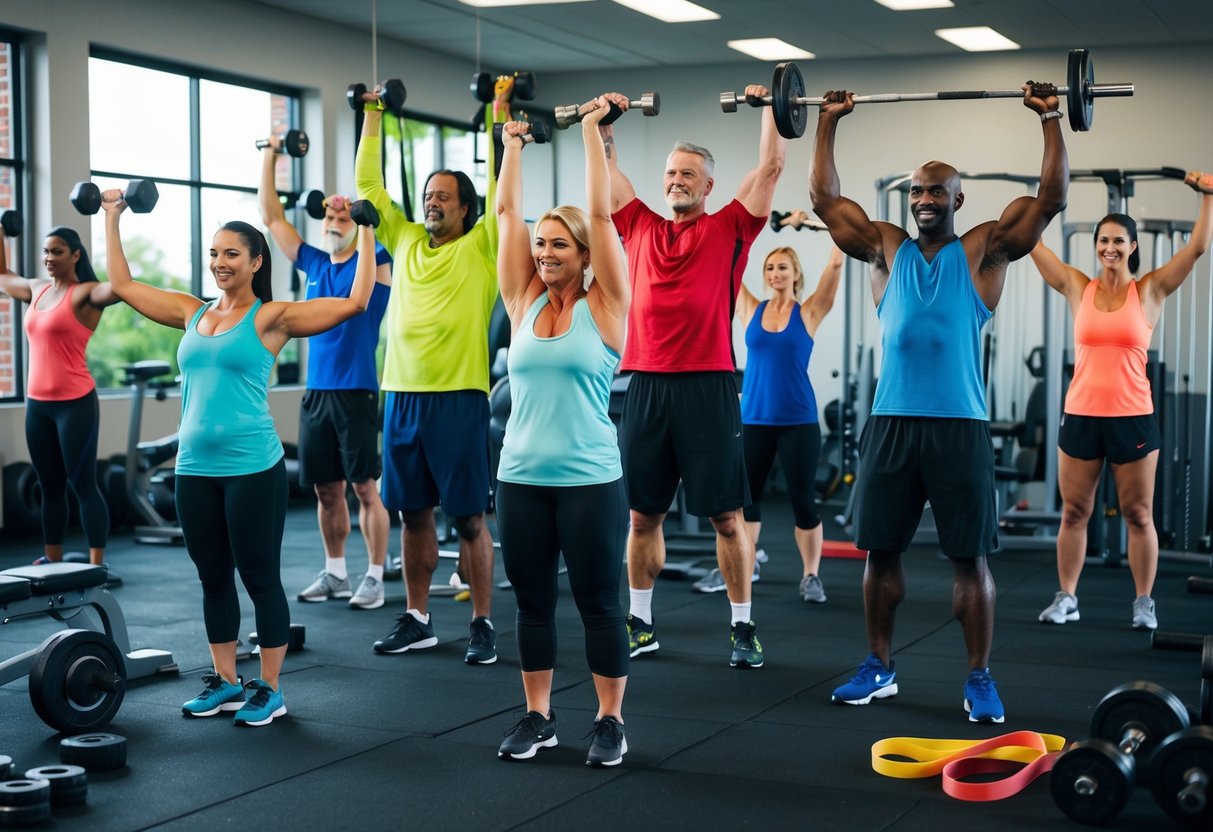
[
  {"xmin": 0, "ymin": 31, "xmax": 25, "ymax": 401},
  {"xmin": 87, "ymin": 52, "xmax": 302, "ymax": 388},
  {"xmin": 383, "ymin": 112, "xmax": 488, "ymax": 222}
]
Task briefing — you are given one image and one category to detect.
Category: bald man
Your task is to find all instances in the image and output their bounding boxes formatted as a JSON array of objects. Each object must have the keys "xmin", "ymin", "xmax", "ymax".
[{"xmin": 809, "ymin": 84, "xmax": 1069, "ymax": 723}]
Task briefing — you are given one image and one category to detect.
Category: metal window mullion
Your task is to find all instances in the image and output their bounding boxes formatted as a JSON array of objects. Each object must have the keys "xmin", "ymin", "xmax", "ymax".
[{"xmin": 189, "ymin": 77, "xmax": 202, "ymax": 295}]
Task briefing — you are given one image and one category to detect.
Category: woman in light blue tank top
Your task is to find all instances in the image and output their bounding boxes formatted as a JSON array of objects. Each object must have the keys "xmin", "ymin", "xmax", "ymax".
[
  {"xmin": 730, "ymin": 241, "xmax": 842, "ymax": 604},
  {"xmin": 491, "ymin": 100, "xmax": 632, "ymax": 767},
  {"xmin": 103, "ymin": 191, "xmax": 379, "ymax": 727}
]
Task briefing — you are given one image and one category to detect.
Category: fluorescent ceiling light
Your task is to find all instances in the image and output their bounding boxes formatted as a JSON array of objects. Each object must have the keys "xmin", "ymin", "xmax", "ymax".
[
  {"xmin": 935, "ymin": 26, "xmax": 1020, "ymax": 52},
  {"xmin": 613, "ymin": 0, "xmax": 720, "ymax": 23},
  {"xmin": 727, "ymin": 39, "xmax": 816, "ymax": 61},
  {"xmin": 875, "ymin": 0, "xmax": 954, "ymax": 10},
  {"xmin": 458, "ymin": 0, "xmax": 594, "ymax": 7}
]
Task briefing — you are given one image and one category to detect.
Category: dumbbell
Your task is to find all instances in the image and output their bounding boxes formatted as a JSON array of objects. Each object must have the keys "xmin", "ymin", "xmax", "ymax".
[
  {"xmin": 770, "ymin": 210, "xmax": 827, "ymax": 234},
  {"xmin": 1, "ymin": 209, "xmax": 22, "ymax": 237},
  {"xmin": 1149, "ymin": 631, "xmax": 1213, "ymax": 725},
  {"xmin": 70, "ymin": 180, "xmax": 159, "ymax": 214},
  {"xmin": 493, "ymin": 120, "xmax": 552, "ymax": 147},
  {"xmin": 349, "ymin": 199, "xmax": 379, "ymax": 229},
  {"xmin": 553, "ymin": 93, "xmax": 660, "ymax": 129},
  {"xmin": 347, "ymin": 79, "xmax": 407, "ymax": 116},
  {"xmin": 255, "ymin": 129, "xmax": 310, "ymax": 158},
  {"xmin": 471, "ymin": 70, "xmax": 536, "ymax": 103},
  {"xmin": 300, "ymin": 190, "xmax": 327, "ymax": 221},
  {"xmin": 1150, "ymin": 725, "xmax": 1213, "ymax": 829}
]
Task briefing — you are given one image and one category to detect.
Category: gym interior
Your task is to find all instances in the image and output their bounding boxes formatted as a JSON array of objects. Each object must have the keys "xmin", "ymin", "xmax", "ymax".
[{"xmin": 1, "ymin": 1, "xmax": 1212, "ymax": 829}]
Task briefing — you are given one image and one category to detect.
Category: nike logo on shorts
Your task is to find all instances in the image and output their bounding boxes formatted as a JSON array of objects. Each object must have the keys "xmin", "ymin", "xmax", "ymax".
[{"xmin": 1136, "ymin": 442, "xmax": 1146, "ymax": 449}]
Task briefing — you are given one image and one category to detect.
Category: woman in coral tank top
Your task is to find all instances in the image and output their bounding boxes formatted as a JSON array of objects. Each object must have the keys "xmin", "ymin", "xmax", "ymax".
[{"xmin": 1030, "ymin": 170, "xmax": 1213, "ymax": 631}]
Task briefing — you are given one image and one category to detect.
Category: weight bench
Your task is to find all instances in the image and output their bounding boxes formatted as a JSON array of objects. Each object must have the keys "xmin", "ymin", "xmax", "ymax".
[{"xmin": 0, "ymin": 562, "xmax": 177, "ymax": 733}]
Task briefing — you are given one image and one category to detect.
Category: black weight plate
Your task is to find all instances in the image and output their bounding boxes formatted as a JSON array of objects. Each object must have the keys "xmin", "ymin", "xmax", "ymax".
[
  {"xmin": 1148, "ymin": 726, "xmax": 1213, "ymax": 829},
  {"xmin": 513, "ymin": 71, "xmax": 536, "ymax": 101},
  {"xmin": 1201, "ymin": 677, "xmax": 1212, "ymax": 727},
  {"xmin": 1202, "ymin": 636, "xmax": 1213, "ymax": 679},
  {"xmin": 771, "ymin": 61, "xmax": 807, "ymax": 140},
  {"xmin": 0, "ymin": 779, "xmax": 51, "ymax": 808},
  {"xmin": 1067, "ymin": 48, "xmax": 1094, "ymax": 132},
  {"xmin": 0, "ymin": 755, "xmax": 9, "ymax": 779},
  {"xmin": 60, "ymin": 733, "xmax": 127, "ymax": 772},
  {"xmin": 29, "ymin": 629, "xmax": 126, "ymax": 734},
  {"xmin": 0, "ymin": 802, "xmax": 52, "ymax": 827},
  {"xmin": 1050, "ymin": 739, "xmax": 1135, "ymax": 825},
  {"xmin": 346, "ymin": 83, "xmax": 366, "ymax": 112},
  {"xmin": 23, "ymin": 766, "xmax": 87, "ymax": 807},
  {"xmin": 471, "ymin": 72, "xmax": 493, "ymax": 104},
  {"xmin": 1091, "ymin": 681, "xmax": 1190, "ymax": 762}
]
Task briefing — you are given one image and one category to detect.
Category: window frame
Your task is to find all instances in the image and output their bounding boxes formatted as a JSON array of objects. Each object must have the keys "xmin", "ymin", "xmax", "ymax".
[{"xmin": 0, "ymin": 27, "xmax": 27, "ymax": 403}]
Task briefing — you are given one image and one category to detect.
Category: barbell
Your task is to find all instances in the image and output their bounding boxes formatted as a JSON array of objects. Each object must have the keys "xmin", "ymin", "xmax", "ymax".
[{"xmin": 721, "ymin": 49, "xmax": 1132, "ymax": 139}]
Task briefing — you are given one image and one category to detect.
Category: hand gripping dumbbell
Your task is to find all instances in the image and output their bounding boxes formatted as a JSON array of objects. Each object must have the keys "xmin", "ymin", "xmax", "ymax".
[
  {"xmin": 1051, "ymin": 681, "xmax": 1190, "ymax": 825},
  {"xmin": 770, "ymin": 210, "xmax": 827, "ymax": 234},
  {"xmin": 493, "ymin": 120, "xmax": 552, "ymax": 147},
  {"xmin": 1149, "ymin": 725, "xmax": 1213, "ymax": 829},
  {"xmin": 553, "ymin": 93, "xmax": 660, "ymax": 129},
  {"xmin": 255, "ymin": 129, "xmax": 310, "ymax": 158},
  {"xmin": 471, "ymin": 70, "xmax": 536, "ymax": 103},
  {"xmin": 349, "ymin": 199, "xmax": 379, "ymax": 229},
  {"xmin": 347, "ymin": 79, "xmax": 407, "ymax": 116},
  {"xmin": 70, "ymin": 180, "xmax": 159, "ymax": 215}
]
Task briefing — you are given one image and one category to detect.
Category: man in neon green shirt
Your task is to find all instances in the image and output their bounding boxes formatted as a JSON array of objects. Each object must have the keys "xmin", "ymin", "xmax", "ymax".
[{"xmin": 355, "ymin": 87, "xmax": 504, "ymax": 664}]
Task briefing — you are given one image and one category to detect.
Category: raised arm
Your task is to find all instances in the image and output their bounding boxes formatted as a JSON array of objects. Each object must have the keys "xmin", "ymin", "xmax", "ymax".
[
  {"xmin": 1028, "ymin": 238, "xmax": 1087, "ymax": 307},
  {"xmin": 736, "ymin": 280, "xmax": 760, "ymax": 327},
  {"xmin": 596, "ymin": 93, "xmax": 638, "ymax": 213},
  {"xmin": 102, "ymin": 192, "xmax": 201, "ymax": 330},
  {"xmin": 803, "ymin": 245, "xmax": 844, "ymax": 335},
  {"xmin": 736, "ymin": 85, "xmax": 787, "ymax": 217},
  {"xmin": 495, "ymin": 121, "xmax": 539, "ymax": 321},
  {"xmin": 258, "ymin": 136, "xmax": 303, "ymax": 262},
  {"xmin": 353, "ymin": 100, "xmax": 408, "ymax": 237},
  {"xmin": 1142, "ymin": 171, "xmax": 1213, "ymax": 301},
  {"xmin": 85, "ymin": 280, "xmax": 123, "ymax": 309},
  {"xmin": 581, "ymin": 97, "xmax": 628, "ymax": 330},
  {"xmin": 0, "ymin": 236, "xmax": 36, "ymax": 302}
]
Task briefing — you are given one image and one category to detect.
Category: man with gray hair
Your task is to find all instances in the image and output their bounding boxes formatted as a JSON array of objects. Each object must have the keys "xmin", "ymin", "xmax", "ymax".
[{"xmin": 595, "ymin": 86, "xmax": 787, "ymax": 669}]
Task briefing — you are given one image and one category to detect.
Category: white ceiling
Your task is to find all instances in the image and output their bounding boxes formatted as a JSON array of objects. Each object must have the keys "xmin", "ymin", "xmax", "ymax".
[{"xmin": 248, "ymin": 0, "xmax": 1213, "ymax": 73}]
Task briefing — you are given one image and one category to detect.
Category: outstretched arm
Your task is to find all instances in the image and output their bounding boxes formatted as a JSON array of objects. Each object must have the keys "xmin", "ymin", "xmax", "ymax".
[
  {"xmin": 86, "ymin": 280, "xmax": 123, "ymax": 309},
  {"xmin": 270, "ymin": 222, "xmax": 376, "ymax": 342},
  {"xmin": 736, "ymin": 85, "xmax": 787, "ymax": 217},
  {"xmin": 495, "ymin": 121, "xmax": 538, "ymax": 322},
  {"xmin": 1143, "ymin": 171, "xmax": 1213, "ymax": 301},
  {"xmin": 258, "ymin": 137, "xmax": 303, "ymax": 262},
  {"xmin": 581, "ymin": 97, "xmax": 628, "ymax": 326},
  {"xmin": 596, "ymin": 93, "xmax": 638, "ymax": 213},
  {"xmin": 804, "ymin": 245, "xmax": 844, "ymax": 334},
  {"xmin": 1028, "ymin": 239, "xmax": 1087, "ymax": 305},
  {"xmin": 0, "ymin": 236, "xmax": 36, "ymax": 302},
  {"xmin": 102, "ymin": 192, "xmax": 201, "ymax": 330}
]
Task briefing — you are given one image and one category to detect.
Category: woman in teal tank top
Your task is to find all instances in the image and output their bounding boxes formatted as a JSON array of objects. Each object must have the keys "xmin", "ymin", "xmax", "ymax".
[
  {"xmin": 102, "ymin": 189, "xmax": 378, "ymax": 727},
  {"xmin": 492, "ymin": 99, "xmax": 632, "ymax": 767}
]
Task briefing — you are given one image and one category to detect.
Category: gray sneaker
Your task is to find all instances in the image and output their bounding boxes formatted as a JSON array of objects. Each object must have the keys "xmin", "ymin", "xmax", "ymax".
[
  {"xmin": 800, "ymin": 574, "xmax": 827, "ymax": 603},
  {"xmin": 1038, "ymin": 590, "xmax": 1079, "ymax": 624},
  {"xmin": 349, "ymin": 574, "xmax": 385, "ymax": 610},
  {"xmin": 1131, "ymin": 595, "xmax": 1157, "ymax": 630},
  {"xmin": 692, "ymin": 563, "xmax": 760, "ymax": 594},
  {"xmin": 297, "ymin": 570, "xmax": 352, "ymax": 602},
  {"xmin": 755, "ymin": 548, "xmax": 768, "ymax": 565}
]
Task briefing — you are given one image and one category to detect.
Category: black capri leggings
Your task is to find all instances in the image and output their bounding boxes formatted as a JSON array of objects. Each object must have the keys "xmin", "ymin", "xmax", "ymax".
[
  {"xmin": 496, "ymin": 479, "xmax": 628, "ymax": 678},
  {"xmin": 24, "ymin": 391, "xmax": 109, "ymax": 548},
  {"xmin": 742, "ymin": 422, "xmax": 823, "ymax": 530},
  {"xmin": 174, "ymin": 458, "xmax": 290, "ymax": 649}
]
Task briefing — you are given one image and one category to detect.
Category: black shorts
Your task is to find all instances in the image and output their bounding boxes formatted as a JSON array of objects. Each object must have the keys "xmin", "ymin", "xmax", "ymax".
[
  {"xmin": 854, "ymin": 415, "xmax": 997, "ymax": 558},
  {"xmin": 298, "ymin": 389, "xmax": 382, "ymax": 488},
  {"xmin": 620, "ymin": 371, "xmax": 749, "ymax": 518},
  {"xmin": 1058, "ymin": 412, "xmax": 1160, "ymax": 464}
]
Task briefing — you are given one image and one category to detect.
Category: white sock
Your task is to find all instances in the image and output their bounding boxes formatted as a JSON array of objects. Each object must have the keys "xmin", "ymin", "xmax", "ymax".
[
  {"xmin": 325, "ymin": 557, "xmax": 348, "ymax": 580},
  {"xmin": 407, "ymin": 608, "xmax": 429, "ymax": 624},
  {"xmin": 730, "ymin": 602, "xmax": 751, "ymax": 625},
  {"xmin": 366, "ymin": 563, "xmax": 385, "ymax": 581},
  {"xmin": 629, "ymin": 588, "xmax": 654, "ymax": 624}
]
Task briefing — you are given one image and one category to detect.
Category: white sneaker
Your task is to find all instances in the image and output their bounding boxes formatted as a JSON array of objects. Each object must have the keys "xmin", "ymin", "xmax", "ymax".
[
  {"xmin": 349, "ymin": 574, "xmax": 385, "ymax": 610},
  {"xmin": 1038, "ymin": 591, "xmax": 1079, "ymax": 624},
  {"xmin": 297, "ymin": 570, "xmax": 352, "ymax": 602},
  {"xmin": 1131, "ymin": 595, "xmax": 1157, "ymax": 630},
  {"xmin": 691, "ymin": 563, "xmax": 759, "ymax": 593},
  {"xmin": 800, "ymin": 574, "xmax": 827, "ymax": 603}
]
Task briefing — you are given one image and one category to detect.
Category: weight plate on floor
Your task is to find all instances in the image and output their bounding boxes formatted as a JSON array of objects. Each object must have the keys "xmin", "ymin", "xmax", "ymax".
[
  {"xmin": 1050, "ymin": 739, "xmax": 1135, "ymax": 825},
  {"xmin": 1148, "ymin": 726, "xmax": 1213, "ymax": 829},
  {"xmin": 29, "ymin": 629, "xmax": 126, "ymax": 734},
  {"xmin": 23, "ymin": 765, "xmax": 87, "ymax": 807},
  {"xmin": 1091, "ymin": 681, "xmax": 1190, "ymax": 765},
  {"xmin": 60, "ymin": 733, "xmax": 127, "ymax": 772}
]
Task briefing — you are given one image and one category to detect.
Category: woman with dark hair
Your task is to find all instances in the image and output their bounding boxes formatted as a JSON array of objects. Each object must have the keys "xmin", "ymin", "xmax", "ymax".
[
  {"xmin": 103, "ymin": 190, "xmax": 377, "ymax": 726},
  {"xmin": 0, "ymin": 225, "xmax": 119, "ymax": 574},
  {"xmin": 1031, "ymin": 170, "xmax": 1213, "ymax": 631}
]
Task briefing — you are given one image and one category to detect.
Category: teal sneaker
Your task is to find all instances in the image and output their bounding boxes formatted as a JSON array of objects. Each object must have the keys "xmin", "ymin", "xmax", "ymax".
[
  {"xmin": 831, "ymin": 653, "xmax": 897, "ymax": 705},
  {"xmin": 963, "ymin": 668, "xmax": 1005, "ymax": 724},
  {"xmin": 182, "ymin": 672, "xmax": 245, "ymax": 717},
  {"xmin": 232, "ymin": 679, "xmax": 286, "ymax": 727}
]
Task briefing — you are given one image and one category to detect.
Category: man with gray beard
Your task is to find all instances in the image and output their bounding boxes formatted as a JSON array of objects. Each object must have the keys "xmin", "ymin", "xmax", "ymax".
[{"xmin": 259, "ymin": 135, "xmax": 393, "ymax": 610}]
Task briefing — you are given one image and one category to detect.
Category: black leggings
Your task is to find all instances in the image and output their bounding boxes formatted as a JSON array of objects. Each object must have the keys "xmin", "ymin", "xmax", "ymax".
[
  {"xmin": 742, "ymin": 422, "xmax": 823, "ymax": 530},
  {"xmin": 496, "ymin": 479, "xmax": 628, "ymax": 678},
  {"xmin": 175, "ymin": 459, "xmax": 289, "ymax": 648},
  {"xmin": 25, "ymin": 392, "xmax": 109, "ymax": 548}
]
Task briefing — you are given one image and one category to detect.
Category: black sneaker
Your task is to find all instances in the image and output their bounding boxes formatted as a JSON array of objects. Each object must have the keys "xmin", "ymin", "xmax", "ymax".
[
  {"xmin": 729, "ymin": 620, "xmax": 764, "ymax": 668},
  {"xmin": 585, "ymin": 715, "xmax": 627, "ymax": 767},
  {"xmin": 498, "ymin": 710, "xmax": 558, "ymax": 760},
  {"xmin": 466, "ymin": 616, "xmax": 497, "ymax": 664},
  {"xmin": 372, "ymin": 613, "xmax": 438, "ymax": 654},
  {"xmin": 626, "ymin": 614, "xmax": 659, "ymax": 658}
]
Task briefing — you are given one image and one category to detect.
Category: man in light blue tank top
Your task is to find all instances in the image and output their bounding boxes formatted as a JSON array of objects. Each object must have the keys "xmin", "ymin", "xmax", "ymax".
[{"xmin": 808, "ymin": 83, "xmax": 1070, "ymax": 723}]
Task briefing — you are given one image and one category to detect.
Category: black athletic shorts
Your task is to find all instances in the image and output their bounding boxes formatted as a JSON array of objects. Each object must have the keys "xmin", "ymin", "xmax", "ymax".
[
  {"xmin": 854, "ymin": 415, "xmax": 997, "ymax": 558},
  {"xmin": 1057, "ymin": 412, "xmax": 1160, "ymax": 464},
  {"xmin": 620, "ymin": 371, "xmax": 749, "ymax": 518},
  {"xmin": 298, "ymin": 389, "xmax": 382, "ymax": 487}
]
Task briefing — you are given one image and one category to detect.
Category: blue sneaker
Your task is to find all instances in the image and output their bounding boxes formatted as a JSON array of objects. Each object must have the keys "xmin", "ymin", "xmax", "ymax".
[
  {"xmin": 831, "ymin": 653, "xmax": 898, "ymax": 705},
  {"xmin": 182, "ymin": 672, "xmax": 245, "ymax": 717},
  {"xmin": 232, "ymin": 679, "xmax": 286, "ymax": 727},
  {"xmin": 964, "ymin": 668, "xmax": 1005, "ymax": 724}
]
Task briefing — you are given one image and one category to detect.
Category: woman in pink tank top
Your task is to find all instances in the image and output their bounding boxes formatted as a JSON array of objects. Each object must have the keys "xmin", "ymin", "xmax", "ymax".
[
  {"xmin": 0, "ymin": 226, "xmax": 122, "ymax": 575},
  {"xmin": 1029, "ymin": 171, "xmax": 1213, "ymax": 631}
]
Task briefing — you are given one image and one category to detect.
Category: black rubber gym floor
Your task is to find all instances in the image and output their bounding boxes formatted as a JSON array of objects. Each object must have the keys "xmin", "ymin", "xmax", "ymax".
[{"xmin": 1, "ymin": 497, "xmax": 1210, "ymax": 831}]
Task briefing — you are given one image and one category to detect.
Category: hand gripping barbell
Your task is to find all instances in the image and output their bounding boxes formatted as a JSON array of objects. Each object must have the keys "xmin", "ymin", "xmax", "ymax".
[
  {"xmin": 770, "ymin": 210, "xmax": 827, "ymax": 234},
  {"xmin": 721, "ymin": 49, "xmax": 1132, "ymax": 139},
  {"xmin": 554, "ymin": 93, "xmax": 660, "ymax": 130}
]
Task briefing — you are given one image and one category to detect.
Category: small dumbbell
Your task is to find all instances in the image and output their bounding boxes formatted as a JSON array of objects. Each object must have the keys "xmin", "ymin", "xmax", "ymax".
[
  {"xmin": 554, "ymin": 92, "xmax": 660, "ymax": 129},
  {"xmin": 347, "ymin": 79, "xmax": 407, "ymax": 116},
  {"xmin": 471, "ymin": 70, "xmax": 537, "ymax": 103},
  {"xmin": 719, "ymin": 89, "xmax": 767, "ymax": 113},
  {"xmin": 1, "ymin": 209, "xmax": 22, "ymax": 237},
  {"xmin": 493, "ymin": 120, "xmax": 551, "ymax": 147},
  {"xmin": 255, "ymin": 129, "xmax": 310, "ymax": 158},
  {"xmin": 70, "ymin": 179, "xmax": 159, "ymax": 215},
  {"xmin": 247, "ymin": 624, "xmax": 306, "ymax": 653},
  {"xmin": 349, "ymin": 199, "xmax": 379, "ymax": 229},
  {"xmin": 1150, "ymin": 726, "xmax": 1213, "ymax": 829},
  {"xmin": 770, "ymin": 210, "xmax": 827, "ymax": 234}
]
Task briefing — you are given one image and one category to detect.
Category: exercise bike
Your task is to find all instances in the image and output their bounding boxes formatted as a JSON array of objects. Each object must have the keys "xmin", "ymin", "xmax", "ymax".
[{"xmin": 120, "ymin": 361, "xmax": 184, "ymax": 544}]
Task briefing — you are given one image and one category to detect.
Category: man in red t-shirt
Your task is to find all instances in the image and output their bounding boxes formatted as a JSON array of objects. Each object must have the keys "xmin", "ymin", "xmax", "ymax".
[{"xmin": 594, "ymin": 86, "xmax": 787, "ymax": 668}]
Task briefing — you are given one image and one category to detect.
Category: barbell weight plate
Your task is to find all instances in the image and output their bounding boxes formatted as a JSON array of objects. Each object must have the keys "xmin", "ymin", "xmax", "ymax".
[
  {"xmin": 23, "ymin": 765, "xmax": 87, "ymax": 807},
  {"xmin": 1147, "ymin": 726, "xmax": 1213, "ymax": 829},
  {"xmin": 1202, "ymin": 635, "xmax": 1213, "ymax": 679},
  {"xmin": 28, "ymin": 629, "xmax": 126, "ymax": 734},
  {"xmin": 772, "ymin": 61, "xmax": 808, "ymax": 140},
  {"xmin": 0, "ymin": 779, "xmax": 52, "ymax": 808},
  {"xmin": 1067, "ymin": 48, "xmax": 1095, "ymax": 132},
  {"xmin": 1090, "ymin": 681, "xmax": 1190, "ymax": 765},
  {"xmin": 60, "ymin": 732, "xmax": 128, "ymax": 772},
  {"xmin": 1201, "ymin": 677, "xmax": 1212, "ymax": 727},
  {"xmin": 1050, "ymin": 739, "xmax": 1135, "ymax": 825}
]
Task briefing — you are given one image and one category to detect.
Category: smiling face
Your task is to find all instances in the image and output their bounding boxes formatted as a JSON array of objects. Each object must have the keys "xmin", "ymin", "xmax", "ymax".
[
  {"xmin": 663, "ymin": 150, "xmax": 713, "ymax": 215},
  {"xmin": 533, "ymin": 218, "xmax": 589, "ymax": 289},
  {"xmin": 764, "ymin": 250, "xmax": 802, "ymax": 297},
  {"xmin": 908, "ymin": 162, "xmax": 963, "ymax": 236},
  {"xmin": 1094, "ymin": 221, "xmax": 1137, "ymax": 273},
  {"xmin": 42, "ymin": 235, "xmax": 80, "ymax": 281},
  {"xmin": 209, "ymin": 230, "xmax": 262, "ymax": 293}
]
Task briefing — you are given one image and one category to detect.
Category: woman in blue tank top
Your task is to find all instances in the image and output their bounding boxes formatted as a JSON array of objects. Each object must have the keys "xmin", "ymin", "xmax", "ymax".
[
  {"xmin": 721, "ymin": 239, "xmax": 842, "ymax": 604},
  {"xmin": 492, "ymin": 99, "xmax": 631, "ymax": 767},
  {"xmin": 102, "ymin": 189, "xmax": 377, "ymax": 728}
]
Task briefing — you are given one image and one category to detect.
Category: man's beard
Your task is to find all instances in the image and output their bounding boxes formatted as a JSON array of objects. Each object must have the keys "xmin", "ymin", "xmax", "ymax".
[{"xmin": 324, "ymin": 227, "xmax": 357, "ymax": 254}]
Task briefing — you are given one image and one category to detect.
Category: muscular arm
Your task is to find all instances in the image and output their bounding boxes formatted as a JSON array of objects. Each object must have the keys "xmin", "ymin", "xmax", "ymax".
[
  {"xmin": 495, "ymin": 124, "xmax": 538, "ymax": 323},
  {"xmin": 736, "ymin": 87, "xmax": 787, "ymax": 217},
  {"xmin": 258, "ymin": 142, "xmax": 303, "ymax": 262},
  {"xmin": 354, "ymin": 106, "xmax": 408, "ymax": 242},
  {"xmin": 0, "ymin": 238, "xmax": 36, "ymax": 302},
  {"xmin": 103, "ymin": 197, "xmax": 201, "ymax": 330},
  {"xmin": 582, "ymin": 98, "xmax": 629, "ymax": 342},
  {"xmin": 1143, "ymin": 176, "xmax": 1213, "ymax": 302},
  {"xmin": 593, "ymin": 98, "xmax": 637, "ymax": 213}
]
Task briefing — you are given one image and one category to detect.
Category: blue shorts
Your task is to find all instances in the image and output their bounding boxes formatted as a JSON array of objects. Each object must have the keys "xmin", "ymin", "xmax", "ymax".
[{"xmin": 381, "ymin": 390, "xmax": 490, "ymax": 517}]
